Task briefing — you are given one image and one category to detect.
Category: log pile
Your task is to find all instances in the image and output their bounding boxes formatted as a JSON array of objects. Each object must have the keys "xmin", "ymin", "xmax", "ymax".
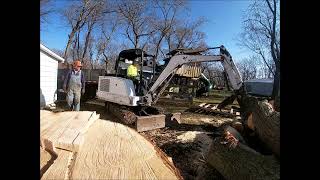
[
  {"xmin": 205, "ymin": 96, "xmax": 280, "ymax": 180},
  {"xmin": 186, "ymin": 103, "xmax": 241, "ymax": 118},
  {"xmin": 40, "ymin": 110, "xmax": 182, "ymax": 180}
]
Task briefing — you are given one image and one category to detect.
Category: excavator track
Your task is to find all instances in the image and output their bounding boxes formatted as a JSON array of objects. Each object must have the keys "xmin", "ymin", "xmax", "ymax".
[
  {"xmin": 106, "ymin": 102, "xmax": 138, "ymax": 125},
  {"xmin": 105, "ymin": 102, "xmax": 177, "ymax": 132}
]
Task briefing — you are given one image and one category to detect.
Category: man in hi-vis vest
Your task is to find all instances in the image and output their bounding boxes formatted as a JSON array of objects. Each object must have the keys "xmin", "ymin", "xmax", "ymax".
[{"xmin": 127, "ymin": 60, "xmax": 139, "ymax": 92}]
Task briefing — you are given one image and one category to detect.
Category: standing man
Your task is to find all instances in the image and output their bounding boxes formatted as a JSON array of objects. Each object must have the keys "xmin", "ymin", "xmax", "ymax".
[{"xmin": 63, "ymin": 60, "xmax": 85, "ymax": 111}]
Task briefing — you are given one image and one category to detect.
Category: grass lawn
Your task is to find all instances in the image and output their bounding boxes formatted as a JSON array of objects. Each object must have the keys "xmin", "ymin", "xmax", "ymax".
[
  {"xmin": 193, "ymin": 89, "xmax": 239, "ymax": 106},
  {"xmin": 157, "ymin": 89, "xmax": 239, "ymax": 113}
]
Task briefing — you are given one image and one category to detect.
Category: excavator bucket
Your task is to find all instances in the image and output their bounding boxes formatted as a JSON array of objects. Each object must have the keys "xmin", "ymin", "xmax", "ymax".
[
  {"xmin": 136, "ymin": 112, "xmax": 181, "ymax": 132},
  {"xmin": 136, "ymin": 114, "xmax": 166, "ymax": 132}
]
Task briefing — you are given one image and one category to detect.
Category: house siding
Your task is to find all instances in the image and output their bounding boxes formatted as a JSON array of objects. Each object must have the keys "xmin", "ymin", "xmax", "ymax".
[{"xmin": 40, "ymin": 51, "xmax": 59, "ymax": 107}]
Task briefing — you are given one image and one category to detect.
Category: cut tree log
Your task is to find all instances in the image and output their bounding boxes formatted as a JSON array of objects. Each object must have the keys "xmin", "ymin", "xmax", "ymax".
[
  {"xmin": 237, "ymin": 95, "xmax": 280, "ymax": 157},
  {"xmin": 247, "ymin": 113, "xmax": 254, "ymax": 130},
  {"xmin": 40, "ymin": 147, "xmax": 56, "ymax": 177},
  {"xmin": 224, "ymin": 126, "xmax": 245, "ymax": 144},
  {"xmin": 41, "ymin": 149, "xmax": 75, "ymax": 180},
  {"xmin": 206, "ymin": 137, "xmax": 280, "ymax": 180},
  {"xmin": 72, "ymin": 119, "xmax": 182, "ymax": 180},
  {"xmin": 231, "ymin": 120, "xmax": 244, "ymax": 133},
  {"xmin": 252, "ymin": 100, "xmax": 280, "ymax": 157},
  {"xmin": 40, "ymin": 110, "xmax": 99, "ymax": 153},
  {"xmin": 107, "ymin": 102, "xmax": 137, "ymax": 124}
]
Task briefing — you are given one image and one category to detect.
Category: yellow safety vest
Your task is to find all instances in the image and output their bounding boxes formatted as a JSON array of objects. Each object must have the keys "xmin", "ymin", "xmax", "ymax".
[{"xmin": 127, "ymin": 64, "xmax": 138, "ymax": 77}]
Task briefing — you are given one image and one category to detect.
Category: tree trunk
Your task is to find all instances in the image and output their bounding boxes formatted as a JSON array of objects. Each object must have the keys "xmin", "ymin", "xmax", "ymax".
[
  {"xmin": 223, "ymin": 71, "xmax": 230, "ymax": 91},
  {"xmin": 206, "ymin": 137, "xmax": 280, "ymax": 180},
  {"xmin": 82, "ymin": 22, "xmax": 94, "ymax": 60},
  {"xmin": 76, "ymin": 30, "xmax": 80, "ymax": 59},
  {"xmin": 64, "ymin": 28, "xmax": 78, "ymax": 60},
  {"xmin": 237, "ymin": 95, "xmax": 280, "ymax": 157},
  {"xmin": 252, "ymin": 99, "xmax": 280, "ymax": 157},
  {"xmin": 272, "ymin": 62, "xmax": 280, "ymax": 111}
]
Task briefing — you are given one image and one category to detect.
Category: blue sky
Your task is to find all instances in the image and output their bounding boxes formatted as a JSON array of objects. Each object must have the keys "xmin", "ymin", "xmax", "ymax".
[{"xmin": 41, "ymin": 0, "xmax": 252, "ymax": 62}]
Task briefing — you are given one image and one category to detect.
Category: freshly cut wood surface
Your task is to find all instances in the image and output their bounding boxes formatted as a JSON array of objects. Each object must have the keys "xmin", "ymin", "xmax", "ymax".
[
  {"xmin": 40, "ymin": 147, "xmax": 56, "ymax": 177},
  {"xmin": 41, "ymin": 149, "xmax": 74, "ymax": 180},
  {"xmin": 40, "ymin": 147, "xmax": 51, "ymax": 169},
  {"xmin": 252, "ymin": 100, "xmax": 280, "ymax": 157},
  {"xmin": 40, "ymin": 110, "xmax": 99, "ymax": 152},
  {"xmin": 72, "ymin": 119, "xmax": 182, "ymax": 180}
]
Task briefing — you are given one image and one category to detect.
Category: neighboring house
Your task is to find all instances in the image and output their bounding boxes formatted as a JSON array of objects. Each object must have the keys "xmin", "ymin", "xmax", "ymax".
[{"xmin": 40, "ymin": 43, "xmax": 65, "ymax": 108}]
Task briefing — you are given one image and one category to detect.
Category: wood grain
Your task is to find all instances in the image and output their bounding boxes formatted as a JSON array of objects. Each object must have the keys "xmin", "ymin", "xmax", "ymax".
[
  {"xmin": 72, "ymin": 119, "xmax": 181, "ymax": 180},
  {"xmin": 41, "ymin": 149, "xmax": 74, "ymax": 180},
  {"xmin": 40, "ymin": 110, "xmax": 99, "ymax": 152},
  {"xmin": 40, "ymin": 147, "xmax": 56, "ymax": 177}
]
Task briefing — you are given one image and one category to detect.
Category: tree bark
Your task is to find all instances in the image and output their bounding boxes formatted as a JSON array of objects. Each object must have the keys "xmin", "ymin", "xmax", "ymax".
[
  {"xmin": 65, "ymin": 30, "xmax": 76, "ymax": 60},
  {"xmin": 272, "ymin": 62, "xmax": 280, "ymax": 111},
  {"xmin": 206, "ymin": 137, "xmax": 280, "ymax": 180},
  {"xmin": 237, "ymin": 95, "xmax": 280, "ymax": 157},
  {"xmin": 252, "ymin": 99, "xmax": 280, "ymax": 157},
  {"xmin": 82, "ymin": 21, "xmax": 95, "ymax": 60}
]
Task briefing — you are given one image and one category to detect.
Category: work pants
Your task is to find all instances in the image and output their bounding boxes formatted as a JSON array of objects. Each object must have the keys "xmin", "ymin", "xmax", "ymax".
[{"xmin": 66, "ymin": 89, "xmax": 81, "ymax": 111}]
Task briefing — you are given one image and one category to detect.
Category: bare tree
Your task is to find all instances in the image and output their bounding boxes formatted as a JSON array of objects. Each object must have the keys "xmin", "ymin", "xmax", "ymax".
[
  {"xmin": 117, "ymin": 0, "xmax": 154, "ymax": 49},
  {"xmin": 166, "ymin": 17, "xmax": 207, "ymax": 50},
  {"xmin": 95, "ymin": 11, "xmax": 119, "ymax": 70},
  {"xmin": 258, "ymin": 57, "xmax": 275, "ymax": 79},
  {"xmin": 238, "ymin": 0, "xmax": 280, "ymax": 109},
  {"xmin": 202, "ymin": 63, "xmax": 225, "ymax": 88},
  {"xmin": 40, "ymin": 0, "xmax": 53, "ymax": 25},
  {"xmin": 62, "ymin": 0, "xmax": 100, "ymax": 60},
  {"xmin": 236, "ymin": 56, "xmax": 259, "ymax": 81},
  {"xmin": 81, "ymin": 1, "xmax": 106, "ymax": 61},
  {"xmin": 148, "ymin": 0, "xmax": 185, "ymax": 60}
]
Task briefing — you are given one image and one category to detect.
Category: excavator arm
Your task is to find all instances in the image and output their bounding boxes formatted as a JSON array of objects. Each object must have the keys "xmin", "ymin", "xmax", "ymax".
[{"xmin": 143, "ymin": 46, "xmax": 243, "ymax": 106}]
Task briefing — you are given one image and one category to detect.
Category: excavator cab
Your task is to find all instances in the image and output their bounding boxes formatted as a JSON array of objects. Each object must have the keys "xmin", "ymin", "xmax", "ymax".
[
  {"xmin": 115, "ymin": 49, "xmax": 154, "ymax": 75},
  {"xmin": 113, "ymin": 49, "xmax": 156, "ymax": 96},
  {"xmin": 97, "ymin": 49, "xmax": 156, "ymax": 106}
]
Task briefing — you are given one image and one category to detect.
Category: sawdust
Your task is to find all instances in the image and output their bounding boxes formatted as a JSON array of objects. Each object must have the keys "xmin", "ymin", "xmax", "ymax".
[{"xmin": 177, "ymin": 131, "xmax": 212, "ymax": 149}]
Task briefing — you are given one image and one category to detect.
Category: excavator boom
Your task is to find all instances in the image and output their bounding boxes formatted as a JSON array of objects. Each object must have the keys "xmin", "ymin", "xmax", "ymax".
[{"xmin": 143, "ymin": 46, "xmax": 243, "ymax": 106}]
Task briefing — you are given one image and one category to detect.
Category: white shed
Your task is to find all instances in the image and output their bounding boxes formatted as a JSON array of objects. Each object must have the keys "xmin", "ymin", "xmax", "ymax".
[{"xmin": 40, "ymin": 43, "xmax": 65, "ymax": 108}]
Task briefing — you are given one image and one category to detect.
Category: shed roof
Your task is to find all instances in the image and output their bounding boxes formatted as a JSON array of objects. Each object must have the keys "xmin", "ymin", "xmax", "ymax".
[{"xmin": 40, "ymin": 43, "xmax": 64, "ymax": 62}]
